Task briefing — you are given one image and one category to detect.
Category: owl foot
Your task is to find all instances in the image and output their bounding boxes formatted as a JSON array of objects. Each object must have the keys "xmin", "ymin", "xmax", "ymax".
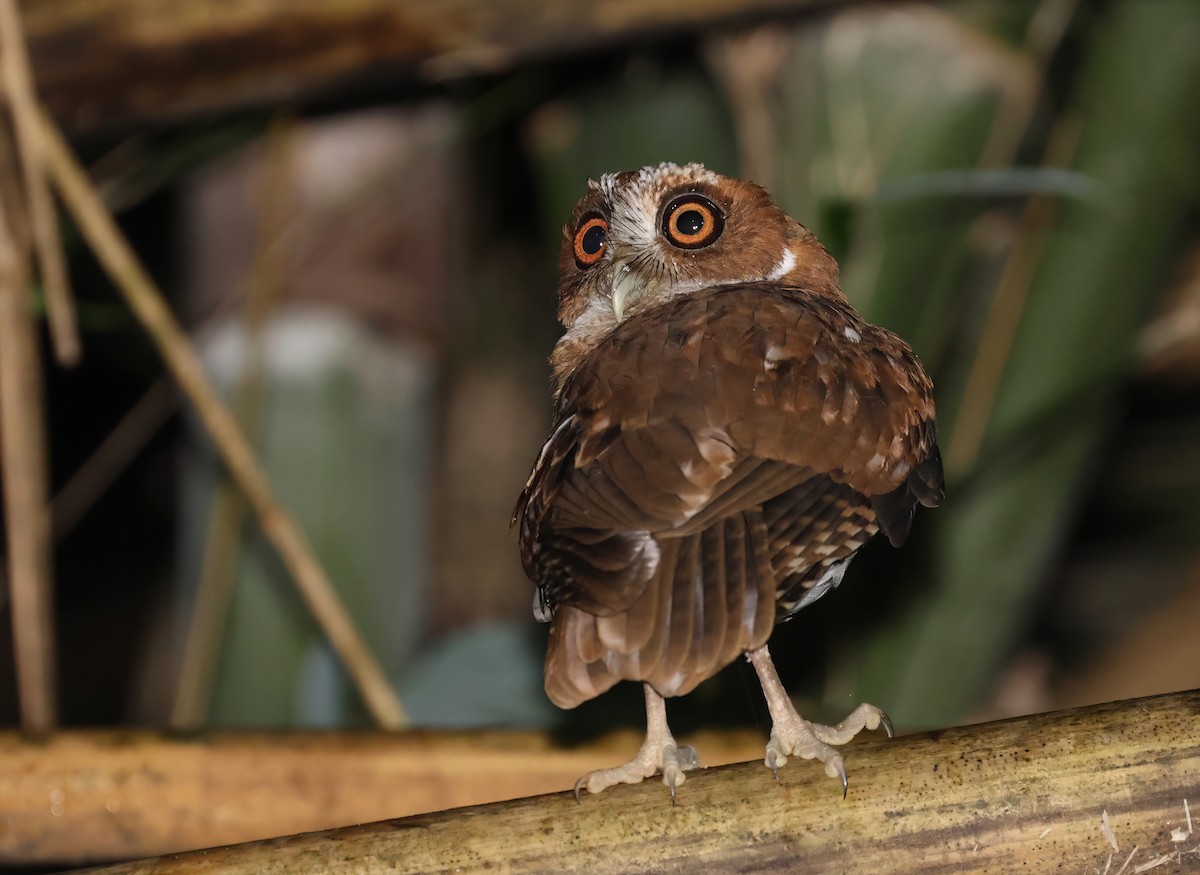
[
  {"xmin": 573, "ymin": 684, "xmax": 701, "ymax": 803},
  {"xmin": 747, "ymin": 645, "xmax": 892, "ymax": 797}
]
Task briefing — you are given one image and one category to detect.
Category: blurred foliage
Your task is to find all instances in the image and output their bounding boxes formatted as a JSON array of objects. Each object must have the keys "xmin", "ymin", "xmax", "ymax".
[
  {"xmin": 861, "ymin": 0, "xmax": 1200, "ymax": 726},
  {"xmin": 510, "ymin": 0, "xmax": 1198, "ymax": 730},
  {"xmin": 498, "ymin": 0, "xmax": 1200, "ymax": 730},
  {"xmin": 526, "ymin": 61, "xmax": 739, "ymax": 241}
]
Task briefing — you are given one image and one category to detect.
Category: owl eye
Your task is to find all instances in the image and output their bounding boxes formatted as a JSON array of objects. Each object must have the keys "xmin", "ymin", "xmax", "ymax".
[
  {"xmin": 661, "ymin": 194, "xmax": 724, "ymax": 250},
  {"xmin": 573, "ymin": 215, "xmax": 608, "ymax": 268}
]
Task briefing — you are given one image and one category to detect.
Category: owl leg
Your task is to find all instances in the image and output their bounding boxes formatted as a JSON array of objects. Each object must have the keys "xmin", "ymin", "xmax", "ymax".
[
  {"xmin": 573, "ymin": 683, "xmax": 701, "ymax": 803},
  {"xmin": 747, "ymin": 644, "xmax": 892, "ymax": 797}
]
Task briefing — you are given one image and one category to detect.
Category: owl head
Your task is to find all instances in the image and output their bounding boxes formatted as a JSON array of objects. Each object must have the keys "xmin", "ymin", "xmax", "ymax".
[{"xmin": 551, "ymin": 162, "xmax": 842, "ymax": 382}]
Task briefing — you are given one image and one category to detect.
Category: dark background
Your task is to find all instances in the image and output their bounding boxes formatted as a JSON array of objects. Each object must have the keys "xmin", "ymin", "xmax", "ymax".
[{"xmin": 2, "ymin": 0, "xmax": 1199, "ymax": 744}]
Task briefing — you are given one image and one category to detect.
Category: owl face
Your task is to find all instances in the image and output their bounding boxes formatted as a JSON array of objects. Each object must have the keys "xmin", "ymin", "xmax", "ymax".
[{"xmin": 552, "ymin": 163, "xmax": 841, "ymax": 380}]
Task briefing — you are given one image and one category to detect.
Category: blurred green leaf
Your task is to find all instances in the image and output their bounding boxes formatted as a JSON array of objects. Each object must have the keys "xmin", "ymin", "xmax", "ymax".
[
  {"xmin": 855, "ymin": 0, "xmax": 1200, "ymax": 727},
  {"xmin": 526, "ymin": 58, "xmax": 738, "ymax": 243},
  {"xmin": 29, "ymin": 284, "xmax": 132, "ymax": 333}
]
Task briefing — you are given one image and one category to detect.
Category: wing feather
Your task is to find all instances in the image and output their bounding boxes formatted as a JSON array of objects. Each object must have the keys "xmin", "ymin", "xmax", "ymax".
[{"xmin": 521, "ymin": 283, "xmax": 943, "ymax": 707}]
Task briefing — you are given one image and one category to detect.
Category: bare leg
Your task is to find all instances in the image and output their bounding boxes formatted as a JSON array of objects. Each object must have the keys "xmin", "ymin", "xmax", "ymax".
[
  {"xmin": 574, "ymin": 684, "xmax": 701, "ymax": 802},
  {"xmin": 747, "ymin": 644, "xmax": 892, "ymax": 796}
]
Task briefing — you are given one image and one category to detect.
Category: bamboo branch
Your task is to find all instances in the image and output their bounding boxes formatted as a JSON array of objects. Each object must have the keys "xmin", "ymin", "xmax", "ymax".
[
  {"xmin": 0, "ymin": 727, "xmax": 766, "ymax": 865},
  {"xmin": 0, "ymin": 150, "xmax": 57, "ymax": 731},
  {"xmin": 22, "ymin": 0, "xmax": 899, "ymax": 132},
  {"xmin": 50, "ymin": 376, "xmax": 178, "ymax": 540},
  {"xmin": 171, "ymin": 117, "xmax": 294, "ymax": 730},
  {"xmin": 35, "ymin": 108, "xmax": 408, "ymax": 730},
  {"xmin": 0, "ymin": 0, "xmax": 78, "ymax": 365},
  {"xmin": 69, "ymin": 690, "xmax": 1200, "ymax": 874}
]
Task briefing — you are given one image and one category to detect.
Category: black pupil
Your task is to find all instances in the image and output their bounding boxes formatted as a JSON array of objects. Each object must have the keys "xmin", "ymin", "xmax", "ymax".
[
  {"xmin": 676, "ymin": 209, "xmax": 705, "ymax": 236},
  {"xmin": 582, "ymin": 224, "xmax": 606, "ymax": 254}
]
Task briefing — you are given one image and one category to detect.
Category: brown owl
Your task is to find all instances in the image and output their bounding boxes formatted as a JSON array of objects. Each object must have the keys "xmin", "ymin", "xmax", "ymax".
[{"xmin": 514, "ymin": 162, "xmax": 943, "ymax": 800}]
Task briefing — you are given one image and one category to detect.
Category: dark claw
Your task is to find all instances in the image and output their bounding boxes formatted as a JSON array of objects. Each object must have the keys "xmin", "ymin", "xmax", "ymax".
[
  {"xmin": 880, "ymin": 711, "xmax": 895, "ymax": 739},
  {"xmin": 573, "ymin": 776, "xmax": 587, "ymax": 804},
  {"xmin": 667, "ymin": 769, "xmax": 679, "ymax": 806},
  {"xmin": 833, "ymin": 758, "xmax": 848, "ymax": 800},
  {"xmin": 765, "ymin": 749, "xmax": 782, "ymax": 784}
]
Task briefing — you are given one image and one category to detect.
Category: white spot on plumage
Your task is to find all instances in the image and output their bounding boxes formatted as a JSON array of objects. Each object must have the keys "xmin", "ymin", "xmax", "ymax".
[
  {"xmin": 694, "ymin": 427, "xmax": 737, "ymax": 470},
  {"xmin": 678, "ymin": 488, "xmax": 710, "ymax": 516},
  {"xmin": 532, "ymin": 589, "xmax": 553, "ymax": 623},
  {"xmin": 843, "ymin": 326, "xmax": 861, "ymax": 343},
  {"xmin": 637, "ymin": 533, "xmax": 661, "ymax": 580},
  {"xmin": 560, "ymin": 293, "xmax": 616, "ymax": 348},
  {"xmin": 659, "ymin": 671, "xmax": 690, "ymax": 696},
  {"xmin": 795, "ymin": 554, "xmax": 854, "ymax": 610},
  {"xmin": 527, "ymin": 414, "xmax": 575, "ymax": 489},
  {"xmin": 767, "ymin": 246, "xmax": 797, "ymax": 281}
]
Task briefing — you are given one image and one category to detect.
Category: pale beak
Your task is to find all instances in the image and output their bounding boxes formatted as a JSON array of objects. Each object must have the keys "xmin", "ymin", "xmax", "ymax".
[{"xmin": 609, "ymin": 253, "xmax": 645, "ymax": 322}]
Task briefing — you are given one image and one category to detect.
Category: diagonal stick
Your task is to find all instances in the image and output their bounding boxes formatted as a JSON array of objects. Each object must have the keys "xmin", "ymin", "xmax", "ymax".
[
  {"xmin": 37, "ymin": 108, "xmax": 407, "ymax": 730},
  {"xmin": 0, "ymin": 0, "xmax": 79, "ymax": 366}
]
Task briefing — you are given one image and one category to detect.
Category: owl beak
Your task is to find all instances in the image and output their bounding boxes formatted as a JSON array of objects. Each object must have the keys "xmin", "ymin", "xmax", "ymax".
[{"xmin": 609, "ymin": 254, "xmax": 645, "ymax": 322}]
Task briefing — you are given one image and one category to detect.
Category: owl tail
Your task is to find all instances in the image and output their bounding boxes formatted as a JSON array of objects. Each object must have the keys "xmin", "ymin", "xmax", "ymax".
[{"xmin": 543, "ymin": 510, "xmax": 776, "ymax": 710}]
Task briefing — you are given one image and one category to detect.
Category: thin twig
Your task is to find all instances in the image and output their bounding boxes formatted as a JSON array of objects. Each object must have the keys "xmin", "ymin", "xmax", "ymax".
[
  {"xmin": 0, "ymin": 168, "xmax": 57, "ymax": 730},
  {"xmin": 0, "ymin": 0, "xmax": 79, "ymax": 366},
  {"xmin": 944, "ymin": 1, "xmax": 1083, "ymax": 476},
  {"xmin": 49, "ymin": 376, "xmax": 178, "ymax": 541},
  {"xmin": 36, "ymin": 108, "xmax": 407, "ymax": 730},
  {"xmin": 169, "ymin": 478, "xmax": 246, "ymax": 729},
  {"xmin": 172, "ymin": 117, "xmax": 293, "ymax": 730},
  {"xmin": 978, "ymin": 0, "xmax": 1081, "ymax": 169},
  {"xmin": 944, "ymin": 115, "xmax": 1081, "ymax": 476}
]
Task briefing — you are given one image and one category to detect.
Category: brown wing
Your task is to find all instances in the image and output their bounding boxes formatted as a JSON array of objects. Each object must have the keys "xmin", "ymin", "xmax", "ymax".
[{"xmin": 516, "ymin": 284, "xmax": 941, "ymax": 610}]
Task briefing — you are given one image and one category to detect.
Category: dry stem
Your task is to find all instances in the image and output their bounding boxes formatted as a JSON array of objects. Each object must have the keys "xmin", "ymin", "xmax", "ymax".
[
  {"xmin": 36, "ymin": 108, "xmax": 407, "ymax": 730},
  {"xmin": 944, "ymin": 116, "xmax": 1081, "ymax": 475},
  {"xmin": 0, "ymin": 0, "xmax": 78, "ymax": 365},
  {"xmin": 171, "ymin": 117, "xmax": 294, "ymax": 729},
  {"xmin": 50, "ymin": 376, "xmax": 178, "ymax": 540},
  {"xmin": 0, "ymin": 165, "xmax": 56, "ymax": 730}
]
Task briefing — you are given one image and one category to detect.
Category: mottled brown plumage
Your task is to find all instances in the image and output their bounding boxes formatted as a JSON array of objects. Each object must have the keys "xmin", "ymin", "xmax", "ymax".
[{"xmin": 514, "ymin": 163, "xmax": 943, "ymax": 798}]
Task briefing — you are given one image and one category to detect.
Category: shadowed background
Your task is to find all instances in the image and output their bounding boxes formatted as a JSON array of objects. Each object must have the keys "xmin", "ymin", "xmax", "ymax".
[{"xmin": 0, "ymin": 0, "xmax": 1198, "ymax": 865}]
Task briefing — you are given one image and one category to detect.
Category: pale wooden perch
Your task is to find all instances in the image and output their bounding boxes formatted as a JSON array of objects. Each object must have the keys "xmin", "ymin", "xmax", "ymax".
[
  {"xmin": 73, "ymin": 690, "xmax": 1200, "ymax": 874},
  {"xmin": 0, "ymin": 727, "xmax": 766, "ymax": 866}
]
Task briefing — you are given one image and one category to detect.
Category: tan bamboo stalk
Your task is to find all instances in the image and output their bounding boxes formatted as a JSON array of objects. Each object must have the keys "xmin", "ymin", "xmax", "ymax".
[
  {"xmin": 0, "ymin": 164, "xmax": 57, "ymax": 729},
  {"xmin": 0, "ymin": 0, "xmax": 79, "ymax": 364},
  {"xmin": 69, "ymin": 690, "xmax": 1200, "ymax": 874}
]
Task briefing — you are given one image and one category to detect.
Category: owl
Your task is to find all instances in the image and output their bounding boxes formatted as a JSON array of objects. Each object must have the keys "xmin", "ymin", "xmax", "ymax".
[{"xmin": 514, "ymin": 162, "xmax": 943, "ymax": 800}]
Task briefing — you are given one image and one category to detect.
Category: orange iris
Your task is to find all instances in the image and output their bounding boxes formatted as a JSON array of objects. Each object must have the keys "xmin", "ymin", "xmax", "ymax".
[
  {"xmin": 661, "ymin": 194, "xmax": 724, "ymax": 250},
  {"xmin": 573, "ymin": 216, "xmax": 608, "ymax": 267}
]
